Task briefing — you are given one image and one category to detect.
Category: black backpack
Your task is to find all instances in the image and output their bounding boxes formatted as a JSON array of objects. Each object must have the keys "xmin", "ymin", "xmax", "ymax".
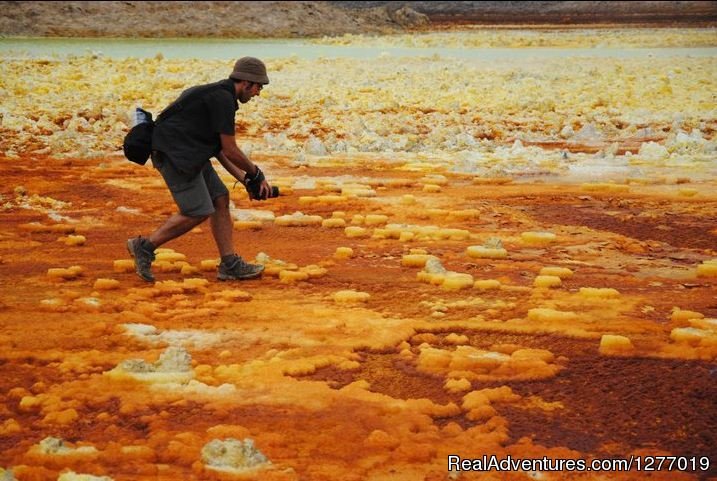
[{"xmin": 122, "ymin": 81, "xmax": 234, "ymax": 166}]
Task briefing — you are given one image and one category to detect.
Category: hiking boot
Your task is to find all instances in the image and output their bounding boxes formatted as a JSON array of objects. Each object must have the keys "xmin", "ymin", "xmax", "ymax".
[
  {"xmin": 218, "ymin": 255, "xmax": 264, "ymax": 281},
  {"xmin": 126, "ymin": 236, "xmax": 156, "ymax": 282}
]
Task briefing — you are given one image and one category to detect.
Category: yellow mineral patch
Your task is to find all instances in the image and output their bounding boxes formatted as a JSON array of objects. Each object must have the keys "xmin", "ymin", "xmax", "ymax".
[
  {"xmin": 364, "ymin": 214, "xmax": 389, "ymax": 226},
  {"xmin": 696, "ymin": 260, "xmax": 717, "ymax": 277},
  {"xmin": 93, "ymin": 278, "xmax": 120, "ymax": 290},
  {"xmin": 442, "ymin": 272, "xmax": 474, "ymax": 291},
  {"xmin": 401, "ymin": 254, "xmax": 435, "ymax": 267},
  {"xmin": 332, "ymin": 290, "xmax": 371, "ymax": 303},
  {"xmin": 599, "ymin": 334, "xmax": 635, "ymax": 355},
  {"xmin": 466, "ymin": 245, "xmax": 508, "ymax": 259},
  {"xmin": 521, "ymin": 231, "xmax": 557, "ymax": 246},
  {"xmin": 400, "ymin": 194, "xmax": 417, "ymax": 205},
  {"xmin": 334, "ymin": 247, "xmax": 354, "ymax": 259},
  {"xmin": 321, "ymin": 218, "xmax": 346, "ymax": 228},
  {"xmin": 581, "ymin": 182, "xmax": 630, "ymax": 193},
  {"xmin": 302, "ymin": 265, "xmax": 328, "ymax": 278},
  {"xmin": 341, "ymin": 185, "xmax": 375, "ymax": 197},
  {"xmin": 208, "ymin": 289, "xmax": 252, "ymax": 302},
  {"xmin": 462, "ymin": 386, "xmax": 521, "ymax": 420},
  {"xmin": 47, "ymin": 267, "xmax": 81, "ymax": 280},
  {"xmin": 444, "ymin": 333, "xmax": 469, "ymax": 345},
  {"xmin": 539, "ymin": 266, "xmax": 574, "ymax": 278},
  {"xmin": 155, "ymin": 251, "xmax": 187, "ymax": 262},
  {"xmin": 444, "ymin": 378, "xmax": 472, "ymax": 393},
  {"xmin": 344, "ymin": 226, "xmax": 370, "ymax": 238},
  {"xmin": 670, "ymin": 327, "xmax": 710, "ymax": 344},
  {"xmin": 62, "ymin": 234, "xmax": 86, "ymax": 246},
  {"xmin": 417, "ymin": 345, "xmax": 560, "ymax": 382},
  {"xmin": 113, "ymin": 259, "xmax": 134, "ymax": 273},
  {"xmin": 528, "ymin": 308, "xmax": 579, "ymax": 323},
  {"xmin": 275, "ymin": 212, "xmax": 323, "ymax": 226},
  {"xmin": 474, "ymin": 279, "xmax": 502, "ymax": 290},
  {"xmin": 533, "ymin": 275, "xmax": 562, "ymax": 288},
  {"xmin": 671, "ymin": 308, "xmax": 704, "ymax": 322},
  {"xmin": 200, "ymin": 259, "xmax": 219, "ymax": 271},
  {"xmin": 579, "ymin": 287, "xmax": 621, "ymax": 299},
  {"xmin": 279, "ymin": 270, "xmax": 310, "ymax": 283},
  {"xmin": 233, "ymin": 220, "xmax": 263, "ymax": 230}
]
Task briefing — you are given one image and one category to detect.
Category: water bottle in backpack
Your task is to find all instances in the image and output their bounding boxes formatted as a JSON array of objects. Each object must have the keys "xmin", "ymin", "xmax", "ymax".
[{"xmin": 133, "ymin": 106, "xmax": 151, "ymax": 127}]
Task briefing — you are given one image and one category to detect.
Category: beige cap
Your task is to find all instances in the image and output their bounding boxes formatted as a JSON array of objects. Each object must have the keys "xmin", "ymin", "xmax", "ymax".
[{"xmin": 229, "ymin": 57, "xmax": 269, "ymax": 84}]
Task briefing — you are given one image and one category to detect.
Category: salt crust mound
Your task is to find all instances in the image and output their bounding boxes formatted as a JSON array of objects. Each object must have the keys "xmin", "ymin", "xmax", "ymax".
[
  {"xmin": 57, "ymin": 473, "xmax": 113, "ymax": 481},
  {"xmin": 201, "ymin": 438, "xmax": 270, "ymax": 474},
  {"xmin": 122, "ymin": 323, "xmax": 222, "ymax": 348},
  {"xmin": 274, "ymin": 211, "xmax": 323, "ymax": 226},
  {"xmin": 0, "ymin": 468, "xmax": 16, "ymax": 480},
  {"xmin": 31, "ymin": 436, "xmax": 97, "ymax": 456},
  {"xmin": 106, "ymin": 346, "xmax": 193, "ymax": 383}
]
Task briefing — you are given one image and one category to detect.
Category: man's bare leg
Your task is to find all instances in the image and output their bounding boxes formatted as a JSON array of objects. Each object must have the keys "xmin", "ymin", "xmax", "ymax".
[
  {"xmin": 148, "ymin": 213, "xmax": 207, "ymax": 248},
  {"xmin": 210, "ymin": 194, "xmax": 264, "ymax": 280},
  {"xmin": 127, "ymin": 213, "xmax": 206, "ymax": 282},
  {"xmin": 210, "ymin": 194, "xmax": 234, "ymax": 257}
]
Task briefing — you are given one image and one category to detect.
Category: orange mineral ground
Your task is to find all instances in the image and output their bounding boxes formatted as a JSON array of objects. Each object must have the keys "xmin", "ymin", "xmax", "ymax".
[{"xmin": 1, "ymin": 29, "xmax": 716, "ymax": 481}]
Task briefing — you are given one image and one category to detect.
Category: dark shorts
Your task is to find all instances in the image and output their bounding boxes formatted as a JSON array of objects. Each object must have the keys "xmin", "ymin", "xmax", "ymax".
[{"xmin": 152, "ymin": 152, "xmax": 229, "ymax": 217}]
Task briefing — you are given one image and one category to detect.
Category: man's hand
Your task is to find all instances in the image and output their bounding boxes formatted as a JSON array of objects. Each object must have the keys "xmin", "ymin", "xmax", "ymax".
[
  {"xmin": 255, "ymin": 179, "xmax": 272, "ymax": 200},
  {"xmin": 244, "ymin": 166, "xmax": 273, "ymax": 200}
]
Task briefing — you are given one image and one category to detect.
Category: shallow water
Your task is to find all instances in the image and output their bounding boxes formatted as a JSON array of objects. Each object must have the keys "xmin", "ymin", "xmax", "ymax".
[{"xmin": 1, "ymin": 37, "xmax": 716, "ymax": 60}]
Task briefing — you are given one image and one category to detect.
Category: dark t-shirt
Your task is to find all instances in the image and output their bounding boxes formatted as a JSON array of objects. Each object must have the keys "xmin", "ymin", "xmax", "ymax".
[{"xmin": 152, "ymin": 79, "xmax": 238, "ymax": 175}]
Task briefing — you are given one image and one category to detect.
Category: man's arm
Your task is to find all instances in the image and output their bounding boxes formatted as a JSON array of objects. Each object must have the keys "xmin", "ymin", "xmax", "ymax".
[
  {"xmin": 220, "ymin": 134, "xmax": 257, "ymax": 176},
  {"xmin": 219, "ymin": 133, "xmax": 271, "ymax": 199},
  {"xmin": 216, "ymin": 151, "xmax": 246, "ymax": 183}
]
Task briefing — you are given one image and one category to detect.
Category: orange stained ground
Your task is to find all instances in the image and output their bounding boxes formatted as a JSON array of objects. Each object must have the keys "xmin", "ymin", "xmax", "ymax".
[{"xmin": 0, "ymin": 150, "xmax": 716, "ymax": 481}]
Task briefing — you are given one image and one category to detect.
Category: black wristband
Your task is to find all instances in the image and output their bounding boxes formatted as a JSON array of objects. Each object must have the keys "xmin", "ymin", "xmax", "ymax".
[
  {"xmin": 246, "ymin": 166, "xmax": 264, "ymax": 184},
  {"xmin": 245, "ymin": 166, "xmax": 266, "ymax": 199}
]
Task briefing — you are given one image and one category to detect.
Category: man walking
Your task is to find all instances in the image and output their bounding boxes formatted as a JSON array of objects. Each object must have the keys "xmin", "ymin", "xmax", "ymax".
[{"xmin": 127, "ymin": 57, "xmax": 272, "ymax": 282}]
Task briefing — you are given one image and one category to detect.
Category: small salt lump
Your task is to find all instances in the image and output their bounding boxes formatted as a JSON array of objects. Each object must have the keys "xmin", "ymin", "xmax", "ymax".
[{"xmin": 202, "ymin": 438, "xmax": 270, "ymax": 473}]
